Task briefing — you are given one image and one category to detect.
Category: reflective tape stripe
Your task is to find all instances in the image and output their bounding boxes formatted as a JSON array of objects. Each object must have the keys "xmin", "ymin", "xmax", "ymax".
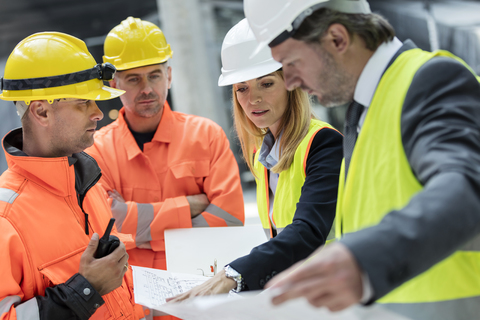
[
  {"xmin": 142, "ymin": 306, "xmax": 153, "ymax": 320},
  {"xmin": 263, "ymin": 228, "xmax": 270, "ymax": 239},
  {"xmin": 383, "ymin": 295, "xmax": 480, "ymax": 320},
  {"xmin": 192, "ymin": 214, "xmax": 209, "ymax": 227},
  {"xmin": 277, "ymin": 227, "xmax": 284, "ymax": 234},
  {"xmin": 110, "ymin": 199, "xmax": 128, "ymax": 232},
  {"xmin": 460, "ymin": 233, "xmax": 480, "ymax": 251},
  {"xmin": 136, "ymin": 203, "xmax": 154, "ymax": 246},
  {"xmin": 0, "ymin": 296, "xmax": 21, "ymax": 315},
  {"xmin": 15, "ymin": 298, "xmax": 39, "ymax": 320},
  {"xmin": 204, "ymin": 204, "xmax": 243, "ymax": 226},
  {"xmin": 0, "ymin": 188, "xmax": 19, "ymax": 204}
]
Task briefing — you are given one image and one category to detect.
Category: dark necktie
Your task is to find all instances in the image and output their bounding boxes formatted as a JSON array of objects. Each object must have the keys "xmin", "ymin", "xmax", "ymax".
[{"xmin": 344, "ymin": 100, "xmax": 365, "ymax": 179}]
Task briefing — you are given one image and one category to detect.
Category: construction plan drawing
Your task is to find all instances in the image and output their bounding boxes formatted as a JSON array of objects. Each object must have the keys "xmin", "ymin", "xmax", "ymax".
[
  {"xmin": 132, "ymin": 265, "xmax": 209, "ymax": 308},
  {"xmin": 132, "ymin": 265, "xmax": 412, "ymax": 320}
]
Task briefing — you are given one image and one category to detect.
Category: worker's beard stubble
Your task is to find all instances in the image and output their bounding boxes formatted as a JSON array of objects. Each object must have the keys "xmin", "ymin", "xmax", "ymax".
[{"xmin": 134, "ymin": 92, "xmax": 163, "ymax": 118}]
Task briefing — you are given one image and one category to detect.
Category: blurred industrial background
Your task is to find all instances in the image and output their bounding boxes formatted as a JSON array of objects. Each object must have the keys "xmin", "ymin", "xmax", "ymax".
[{"xmin": 0, "ymin": 0, "xmax": 479, "ymax": 182}]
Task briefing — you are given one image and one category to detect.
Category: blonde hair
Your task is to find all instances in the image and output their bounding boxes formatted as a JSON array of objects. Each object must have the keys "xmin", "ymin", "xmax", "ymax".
[{"xmin": 233, "ymin": 70, "xmax": 316, "ymax": 177}]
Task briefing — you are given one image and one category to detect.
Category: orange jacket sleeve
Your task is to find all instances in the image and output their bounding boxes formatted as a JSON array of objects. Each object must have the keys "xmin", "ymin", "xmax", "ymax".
[
  {"xmin": 0, "ymin": 219, "xmax": 30, "ymax": 320},
  {"xmin": 190, "ymin": 129, "xmax": 245, "ymax": 228}
]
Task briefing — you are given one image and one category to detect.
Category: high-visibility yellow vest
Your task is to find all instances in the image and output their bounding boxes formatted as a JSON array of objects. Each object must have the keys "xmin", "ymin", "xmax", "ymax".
[
  {"xmin": 254, "ymin": 119, "xmax": 336, "ymax": 239},
  {"xmin": 336, "ymin": 48, "xmax": 480, "ymax": 317}
]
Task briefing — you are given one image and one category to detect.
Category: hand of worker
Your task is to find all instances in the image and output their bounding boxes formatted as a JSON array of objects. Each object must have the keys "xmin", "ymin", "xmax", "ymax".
[
  {"xmin": 108, "ymin": 189, "xmax": 125, "ymax": 203},
  {"xmin": 266, "ymin": 242, "xmax": 363, "ymax": 312},
  {"xmin": 166, "ymin": 269, "xmax": 236, "ymax": 303},
  {"xmin": 186, "ymin": 194, "xmax": 210, "ymax": 218},
  {"xmin": 79, "ymin": 233, "xmax": 129, "ymax": 296}
]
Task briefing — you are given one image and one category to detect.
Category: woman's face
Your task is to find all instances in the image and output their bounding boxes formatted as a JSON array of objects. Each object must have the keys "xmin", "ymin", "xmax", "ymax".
[{"xmin": 234, "ymin": 72, "xmax": 289, "ymax": 137}]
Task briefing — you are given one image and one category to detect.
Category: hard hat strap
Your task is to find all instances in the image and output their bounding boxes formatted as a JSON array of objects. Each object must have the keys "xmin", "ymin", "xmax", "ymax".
[{"xmin": 1, "ymin": 63, "xmax": 116, "ymax": 91}]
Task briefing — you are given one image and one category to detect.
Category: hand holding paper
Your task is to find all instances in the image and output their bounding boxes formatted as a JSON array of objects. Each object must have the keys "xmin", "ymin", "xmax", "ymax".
[
  {"xmin": 266, "ymin": 242, "xmax": 363, "ymax": 311},
  {"xmin": 167, "ymin": 269, "xmax": 236, "ymax": 303}
]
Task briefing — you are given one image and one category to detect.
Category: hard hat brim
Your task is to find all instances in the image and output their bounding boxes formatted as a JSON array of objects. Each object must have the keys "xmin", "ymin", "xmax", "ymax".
[
  {"xmin": 87, "ymin": 86, "xmax": 125, "ymax": 100},
  {"xmin": 0, "ymin": 85, "xmax": 125, "ymax": 103},
  {"xmin": 218, "ymin": 59, "xmax": 282, "ymax": 86}
]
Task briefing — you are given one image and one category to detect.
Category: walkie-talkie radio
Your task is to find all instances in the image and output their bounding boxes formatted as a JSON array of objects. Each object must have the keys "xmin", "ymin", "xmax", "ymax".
[{"xmin": 94, "ymin": 218, "xmax": 120, "ymax": 258}]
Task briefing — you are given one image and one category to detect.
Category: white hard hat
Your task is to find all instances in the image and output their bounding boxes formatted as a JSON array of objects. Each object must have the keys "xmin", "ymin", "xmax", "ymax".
[
  {"xmin": 218, "ymin": 18, "xmax": 282, "ymax": 86},
  {"xmin": 244, "ymin": 0, "xmax": 371, "ymax": 57}
]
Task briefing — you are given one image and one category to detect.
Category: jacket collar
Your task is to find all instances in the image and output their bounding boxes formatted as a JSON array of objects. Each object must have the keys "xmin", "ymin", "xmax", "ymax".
[
  {"xmin": 3, "ymin": 128, "xmax": 101, "ymax": 198},
  {"xmin": 119, "ymin": 101, "xmax": 174, "ymax": 160}
]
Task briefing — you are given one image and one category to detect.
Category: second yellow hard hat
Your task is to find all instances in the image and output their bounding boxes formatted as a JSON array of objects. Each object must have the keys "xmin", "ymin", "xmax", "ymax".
[{"xmin": 103, "ymin": 17, "xmax": 173, "ymax": 71}]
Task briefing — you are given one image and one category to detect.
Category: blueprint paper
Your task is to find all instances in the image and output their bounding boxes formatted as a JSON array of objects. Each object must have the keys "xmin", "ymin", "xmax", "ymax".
[
  {"xmin": 132, "ymin": 265, "xmax": 209, "ymax": 308},
  {"xmin": 132, "ymin": 266, "xmax": 411, "ymax": 320},
  {"xmin": 154, "ymin": 290, "xmax": 412, "ymax": 320}
]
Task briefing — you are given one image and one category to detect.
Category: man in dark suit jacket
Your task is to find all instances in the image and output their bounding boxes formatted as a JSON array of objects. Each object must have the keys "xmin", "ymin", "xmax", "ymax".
[{"xmin": 244, "ymin": 1, "xmax": 480, "ymax": 320}]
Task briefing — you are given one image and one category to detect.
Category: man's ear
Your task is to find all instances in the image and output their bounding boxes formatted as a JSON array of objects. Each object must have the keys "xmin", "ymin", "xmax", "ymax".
[
  {"xmin": 323, "ymin": 23, "xmax": 351, "ymax": 55},
  {"xmin": 28, "ymin": 101, "xmax": 50, "ymax": 127},
  {"xmin": 109, "ymin": 78, "xmax": 117, "ymax": 88}
]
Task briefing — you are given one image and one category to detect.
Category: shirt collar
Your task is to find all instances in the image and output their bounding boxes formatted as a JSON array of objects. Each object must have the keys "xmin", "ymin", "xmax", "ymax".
[
  {"xmin": 354, "ymin": 37, "xmax": 403, "ymax": 108},
  {"xmin": 119, "ymin": 101, "xmax": 172, "ymax": 160},
  {"xmin": 152, "ymin": 101, "xmax": 173, "ymax": 144},
  {"xmin": 258, "ymin": 131, "xmax": 282, "ymax": 170}
]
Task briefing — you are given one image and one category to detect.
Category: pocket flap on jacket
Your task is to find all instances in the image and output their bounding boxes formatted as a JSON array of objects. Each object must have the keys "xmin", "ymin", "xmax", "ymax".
[
  {"xmin": 38, "ymin": 247, "xmax": 85, "ymax": 285},
  {"xmin": 170, "ymin": 160, "xmax": 210, "ymax": 179}
]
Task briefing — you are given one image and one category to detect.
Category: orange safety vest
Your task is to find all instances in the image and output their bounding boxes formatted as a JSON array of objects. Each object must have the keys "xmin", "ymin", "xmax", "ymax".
[{"xmin": 0, "ymin": 130, "xmax": 143, "ymax": 320}]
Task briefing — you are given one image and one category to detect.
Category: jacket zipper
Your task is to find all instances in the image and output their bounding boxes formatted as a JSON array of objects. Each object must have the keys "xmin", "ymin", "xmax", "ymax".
[{"xmin": 77, "ymin": 172, "xmax": 102, "ymax": 235}]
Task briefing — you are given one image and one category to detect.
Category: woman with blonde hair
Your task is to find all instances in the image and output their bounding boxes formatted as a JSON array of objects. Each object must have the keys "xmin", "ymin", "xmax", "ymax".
[{"xmin": 170, "ymin": 18, "xmax": 343, "ymax": 299}]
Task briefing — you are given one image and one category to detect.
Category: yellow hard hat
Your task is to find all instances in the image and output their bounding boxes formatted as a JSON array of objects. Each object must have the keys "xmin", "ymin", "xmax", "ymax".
[
  {"xmin": 103, "ymin": 17, "xmax": 173, "ymax": 71},
  {"xmin": 0, "ymin": 32, "xmax": 124, "ymax": 105}
]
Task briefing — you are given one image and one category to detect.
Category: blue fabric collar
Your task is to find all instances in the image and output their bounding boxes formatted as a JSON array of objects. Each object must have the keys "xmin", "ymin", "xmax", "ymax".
[{"xmin": 258, "ymin": 130, "xmax": 282, "ymax": 170}]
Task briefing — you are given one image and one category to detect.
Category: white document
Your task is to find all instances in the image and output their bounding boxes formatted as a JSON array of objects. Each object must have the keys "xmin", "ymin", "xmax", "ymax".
[
  {"xmin": 152, "ymin": 290, "xmax": 412, "ymax": 320},
  {"xmin": 165, "ymin": 226, "xmax": 267, "ymax": 276},
  {"xmin": 132, "ymin": 265, "xmax": 209, "ymax": 308}
]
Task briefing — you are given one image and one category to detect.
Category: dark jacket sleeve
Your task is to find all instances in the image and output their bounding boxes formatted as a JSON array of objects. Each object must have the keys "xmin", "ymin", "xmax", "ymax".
[
  {"xmin": 340, "ymin": 56, "xmax": 480, "ymax": 300},
  {"xmin": 36, "ymin": 273, "xmax": 104, "ymax": 320},
  {"xmin": 229, "ymin": 127, "xmax": 343, "ymax": 290}
]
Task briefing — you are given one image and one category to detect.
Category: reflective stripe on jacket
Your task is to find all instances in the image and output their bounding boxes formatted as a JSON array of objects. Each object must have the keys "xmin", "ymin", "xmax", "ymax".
[
  {"xmin": 254, "ymin": 119, "xmax": 335, "ymax": 239},
  {"xmin": 0, "ymin": 130, "xmax": 142, "ymax": 320},
  {"xmin": 336, "ymin": 49, "xmax": 480, "ymax": 317},
  {"xmin": 86, "ymin": 103, "xmax": 244, "ymax": 271}
]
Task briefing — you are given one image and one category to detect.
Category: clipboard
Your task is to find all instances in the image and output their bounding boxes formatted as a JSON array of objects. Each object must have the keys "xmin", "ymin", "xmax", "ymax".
[{"xmin": 165, "ymin": 225, "xmax": 267, "ymax": 276}]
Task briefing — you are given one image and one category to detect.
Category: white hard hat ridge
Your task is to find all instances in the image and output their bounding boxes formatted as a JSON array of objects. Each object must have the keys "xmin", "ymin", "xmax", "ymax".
[
  {"xmin": 218, "ymin": 18, "xmax": 282, "ymax": 87},
  {"xmin": 244, "ymin": 0, "xmax": 371, "ymax": 57}
]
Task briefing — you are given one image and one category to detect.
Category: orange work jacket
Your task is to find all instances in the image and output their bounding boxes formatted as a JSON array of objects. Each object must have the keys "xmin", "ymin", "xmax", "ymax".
[
  {"xmin": 0, "ymin": 129, "xmax": 143, "ymax": 320},
  {"xmin": 86, "ymin": 103, "xmax": 244, "ymax": 271}
]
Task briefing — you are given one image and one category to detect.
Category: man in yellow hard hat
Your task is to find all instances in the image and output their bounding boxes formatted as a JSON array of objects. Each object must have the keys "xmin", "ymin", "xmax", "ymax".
[
  {"xmin": 0, "ymin": 32, "xmax": 144, "ymax": 320},
  {"xmin": 85, "ymin": 17, "xmax": 245, "ymax": 319}
]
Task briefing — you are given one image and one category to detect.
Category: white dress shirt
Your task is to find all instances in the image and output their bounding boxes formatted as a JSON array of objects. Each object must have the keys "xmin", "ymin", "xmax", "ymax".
[{"xmin": 355, "ymin": 37, "xmax": 403, "ymax": 131}]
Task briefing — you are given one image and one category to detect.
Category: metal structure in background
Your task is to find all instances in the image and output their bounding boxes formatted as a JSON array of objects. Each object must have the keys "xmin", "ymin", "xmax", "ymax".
[
  {"xmin": 157, "ymin": 0, "xmax": 229, "ymax": 133},
  {"xmin": 370, "ymin": 0, "xmax": 480, "ymax": 75},
  {"xmin": 424, "ymin": 0, "xmax": 440, "ymax": 51}
]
